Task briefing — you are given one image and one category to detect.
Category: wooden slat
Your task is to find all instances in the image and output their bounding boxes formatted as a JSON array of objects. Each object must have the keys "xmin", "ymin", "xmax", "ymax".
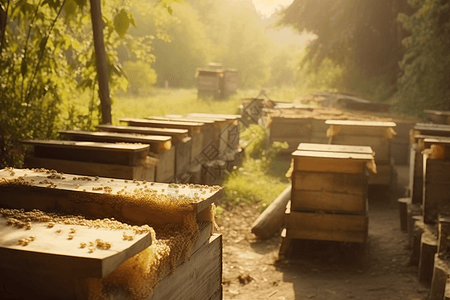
[
  {"xmin": 285, "ymin": 208, "xmax": 368, "ymax": 243},
  {"xmin": 330, "ymin": 135, "xmax": 391, "ymax": 163},
  {"xmin": 59, "ymin": 130, "xmax": 172, "ymax": 153},
  {"xmin": 292, "ymin": 171, "xmax": 368, "ymax": 195},
  {"xmin": 326, "ymin": 120, "xmax": 397, "ymax": 127},
  {"xmin": 293, "ymin": 155, "xmax": 367, "ymax": 174},
  {"xmin": 0, "ymin": 218, "xmax": 151, "ymax": 279},
  {"xmin": 297, "ymin": 143, "xmax": 373, "ymax": 154},
  {"xmin": 97, "ymin": 124, "xmax": 188, "ymax": 143},
  {"xmin": 24, "ymin": 156, "xmax": 155, "ymax": 182},
  {"xmin": 292, "ymin": 150, "xmax": 374, "ymax": 161},
  {"xmin": 414, "ymin": 123, "xmax": 450, "ymax": 136},
  {"xmin": 21, "ymin": 140, "xmax": 149, "ymax": 167},
  {"xmin": 0, "ymin": 169, "xmax": 223, "ymax": 225},
  {"xmin": 291, "ymin": 190, "xmax": 367, "ymax": 214},
  {"xmin": 121, "ymin": 118, "xmax": 203, "ymax": 135},
  {"xmin": 148, "ymin": 234, "xmax": 222, "ymax": 300},
  {"xmin": 187, "ymin": 112, "xmax": 240, "ymax": 121}
]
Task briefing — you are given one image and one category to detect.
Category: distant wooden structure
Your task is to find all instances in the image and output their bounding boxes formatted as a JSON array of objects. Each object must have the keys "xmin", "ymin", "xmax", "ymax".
[{"xmin": 196, "ymin": 63, "xmax": 239, "ymax": 99}]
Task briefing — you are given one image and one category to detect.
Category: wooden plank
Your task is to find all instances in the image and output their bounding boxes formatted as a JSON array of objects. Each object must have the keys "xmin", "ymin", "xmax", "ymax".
[
  {"xmin": 291, "ymin": 190, "xmax": 367, "ymax": 214},
  {"xmin": 326, "ymin": 119, "xmax": 397, "ymax": 128},
  {"xmin": 97, "ymin": 124, "xmax": 189, "ymax": 143},
  {"xmin": 297, "ymin": 143, "xmax": 373, "ymax": 154},
  {"xmin": 0, "ymin": 169, "xmax": 224, "ymax": 225},
  {"xmin": 292, "ymin": 150, "xmax": 372, "ymax": 174},
  {"xmin": 330, "ymin": 135, "xmax": 391, "ymax": 163},
  {"xmin": 24, "ymin": 156, "xmax": 155, "ymax": 182},
  {"xmin": 285, "ymin": 208, "xmax": 368, "ymax": 243},
  {"xmin": 175, "ymin": 137, "xmax": 192, "ymax": 175},
  {"xmin": 187, "ymin": 113, "xmax": 240, "ymax": 121},
  {"xmin": 121, "ymin": 118, "xmax": 203, "ymax": 135},
  {"xmin": 151, "ymin": 147, "xmax": 175, "ymax": 183},
  {"xmin": 59, "ymin": 130, "xmax": 172, "ymax": 153},
  {"xmin": 22, "ymin": 140, "xmax": 149, "ymax": 167},
  {"xmin": 292, "ymin": 171, "xmax": 368, "ymax": 195},
  {"xmin": 414, "ymin": 123, "xmax": 450, "ymax": 137},
  {"xmin": 423, "ymin": 157, "xmax": 450, "ymax": 223},
  {"xmin": 0, "ymin": 217, "xmax": 151, "ymax": 279},
  {"xmin": 419, "ymin": 230, "xmax": 438, "ymax": 283},
  {"xmin": 269, "ymin": 117, "xmax": 312, "ymax": 139},
  {"xmin": 148, "ymin": 234, "xmax": 222, "ymax": 300}
]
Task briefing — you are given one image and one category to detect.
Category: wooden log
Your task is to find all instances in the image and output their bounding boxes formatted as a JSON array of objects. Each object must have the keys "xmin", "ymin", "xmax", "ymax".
[
  {"xmin": 430, "ymin": 255, "xmax": 450, "ymax": 300},
  {"xmin": 418, "ymin": 230, "xmax": 438, "ymax": 283},
  {"xmin": 398, "ymin": 197, "xmax": 411, "ymax": 232},
  {"xmin": 251, "ymin": 185, "xmax": 291, "ymax": 239}
]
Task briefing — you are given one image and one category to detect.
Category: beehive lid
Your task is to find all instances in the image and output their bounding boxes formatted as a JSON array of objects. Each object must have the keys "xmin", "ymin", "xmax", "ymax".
[
  {"xmin": 414, "ymin": 123, "xmax": 450, "ymax": 135},
  {"xmin": 0, "ymin": 168, "xmax": 222, "ymax": 216},
  {"xmin": 187, "ymin": 113, "xmax": 241, "ymax": 121},
  {"xmin": 0, "ymin": 215, "xmax": 151, "ymax": 278},
  {"xmin": 297, "ymin": 143, "xmax": 373, "ymax": 155},
  {"xmin": 96, "ymin": 124, "xmax": 189, "ymax": 143},
  {"xmin": 292, "ymin": 150, "xmax": 374, "ymax": 161},
  {"xmin": 21, "ymin": 140, "xmax": 150, "ymax": 152},
  {"xmin": 325, "ymin": 120, "xmax": 396, "ymax": 128}
]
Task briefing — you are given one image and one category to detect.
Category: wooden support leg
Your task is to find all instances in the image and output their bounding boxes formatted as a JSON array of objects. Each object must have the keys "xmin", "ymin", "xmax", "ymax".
[
  {"xmin": 430, "ymin": 255, "xmax": 450, "ymax": 300},
  {"xmin": 398, "ymin": 197, "xmax": 411, "ymax": 232},
  {"xmin": 411, "ymin": 218, "xmax": 424, "ymax": 266},
  {"xmin": 418, "ymin": 231, "xmax": 438, "ymax": 283},
  {"xmin": 279, "ymin": 228, "xmax": 292, "ymax": 260}
]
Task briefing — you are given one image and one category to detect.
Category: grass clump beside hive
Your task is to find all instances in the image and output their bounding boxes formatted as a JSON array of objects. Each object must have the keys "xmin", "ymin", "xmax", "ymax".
[{"xmin": 222, "ymin": 124, "xmax": 290, "ymax": 211}]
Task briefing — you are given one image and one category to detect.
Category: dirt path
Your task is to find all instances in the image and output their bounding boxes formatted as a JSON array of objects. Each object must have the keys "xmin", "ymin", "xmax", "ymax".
[{"xmin": 217, "ymin": 166, "xmax": 430, "ymax": 300}]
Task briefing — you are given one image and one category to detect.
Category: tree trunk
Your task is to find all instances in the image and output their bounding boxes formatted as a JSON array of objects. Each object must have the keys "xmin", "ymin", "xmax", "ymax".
[{"xmin": 89, "ymin": 0, "xmax": 111, "ymax": 125}]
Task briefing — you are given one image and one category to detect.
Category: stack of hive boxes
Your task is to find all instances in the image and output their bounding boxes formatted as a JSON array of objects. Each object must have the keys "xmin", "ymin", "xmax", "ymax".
[
  {"xmin": 326, "ymin": 120, "xmax": 397, "ymax": 186},
  {"xmin": 280, "ymin": 143, "xmax": 375, "ymax": 257},
  {"xmin": 0, "ymin": 168, "xmax": 223, "ymax": 300}
]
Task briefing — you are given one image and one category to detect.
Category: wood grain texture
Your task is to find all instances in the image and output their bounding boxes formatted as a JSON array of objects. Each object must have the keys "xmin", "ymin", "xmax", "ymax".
[
  {"xmin": 147, "ymin": 234, "xmax": 222, "ymax": 300},
  {"xmin": 293, "ymin": 152, "xmax": 369, "ymax": 174},
  {"xmin": 97, "ymin": 124, "xmax": 189, "ymax": 143},
  {"xmin": 0, "ymin": 169, "xmax": 223, "ymax": 224},
  {"xmin": 330, "ymin": 135, "xmax": 391, "ymax": 163},
  {"xmin": 291, "ymin": 190, "xmax": 367, "ymax": 214},
  {"xmin": 59, "ymin": 130, "xmax": 172, "ymax": 153},
  {"xmin": 24, "ymin": 156, "xmax": 155, "ymax": 181},
  {"xmin": 297, "ymin": 143, "xmax": 373, "ymax": 155},
  {"xmin": 151, "ymin": 147, "xmax": 175, "ymax": 182},
  {"xmin": 121, "ymin": 118, "xmax": 203, "ymax": 135},
  {"xmin": 22, "ymin": 139, "xmax": 149, "ymax": 167},
  {"xmin": 292, "ymin": 171, "xmax": 368, "ymax": 195},
  {"xmin": 285, "ymin": 205, "xmax": 368, "ymax": 243},
  {"xmin": 0, "ymin": 218, "xmax": 151, "ymax": 278}
]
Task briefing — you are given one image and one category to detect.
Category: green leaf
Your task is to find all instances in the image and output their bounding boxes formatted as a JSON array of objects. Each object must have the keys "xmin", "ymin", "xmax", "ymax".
[
  {"xmin": 64, "ymin": 0, "xmax": 77, "ymax": 17},
  {"xmin": 114, "ymin": 9, "xmax": 130, "ymax": 38}
]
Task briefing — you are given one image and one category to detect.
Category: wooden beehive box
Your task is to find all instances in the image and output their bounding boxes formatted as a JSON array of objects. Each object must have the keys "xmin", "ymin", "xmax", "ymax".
[
  {"xmin": 0, "ymin": 168, "xmax": 223, "ymax": 300},
  {"xmin": 21, "ymin": 140, "xmax": 155, "ymax": 182},
  {"xmin": 58, "ymin": 130, "xmax": 174, "ymax": 183},
  {"xmin": 96, "ymin": 124, "xmax": 190, "ymax": 182},
  {"xmin": 422, "ymin": 138, "xmax": 450, "ymax": 224},
  {"xmin": 120, "ymin": 118, "xmax": 203, "ymax": 178},
  {"xmin": 280, "ymin": 143, "xmax": 374, "ymax": 257},
  {"xmin": 409, "ymin": 123, "xmax": 450, "ymax": 205}
]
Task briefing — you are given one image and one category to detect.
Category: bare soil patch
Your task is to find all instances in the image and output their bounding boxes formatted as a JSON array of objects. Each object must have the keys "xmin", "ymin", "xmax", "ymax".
[{"xmin": 217, "ymin": 166, "xmax": 429, "ymax": 300}]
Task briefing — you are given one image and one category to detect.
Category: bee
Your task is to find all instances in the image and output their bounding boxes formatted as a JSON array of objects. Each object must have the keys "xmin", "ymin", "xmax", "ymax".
[
  {"xmin": 68, "ymin": 234, "xmax": 74, "ymax": 240},
  {"xmin": 80, "ymin": 242, "xmax": 87, "ymax": 248}
]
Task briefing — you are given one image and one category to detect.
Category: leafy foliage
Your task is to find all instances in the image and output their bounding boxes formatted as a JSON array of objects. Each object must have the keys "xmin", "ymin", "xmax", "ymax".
[
  {"xmin": 0, "ymin": 0, "xmax": 177, "ymax": 168},
  {"xmin": 393, "ymin": 0, "xmax": 450, "ymax": 116},
  {"xmin": 281, "ymin": 0, "xmax": 412, "ymax": 99}
]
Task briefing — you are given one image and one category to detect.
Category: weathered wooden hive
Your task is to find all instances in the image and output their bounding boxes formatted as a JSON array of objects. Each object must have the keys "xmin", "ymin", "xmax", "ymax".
[
  {"xmin": 0, "ymin": 168, "xmax": 223, "ymax": 300},
  {"xmin": 280, "ymin": 143, "xmax": 375, "ymax": 257},
  {"xmin": 326, "ymin": 120, "xmax": 397, "ymax": 186}
]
